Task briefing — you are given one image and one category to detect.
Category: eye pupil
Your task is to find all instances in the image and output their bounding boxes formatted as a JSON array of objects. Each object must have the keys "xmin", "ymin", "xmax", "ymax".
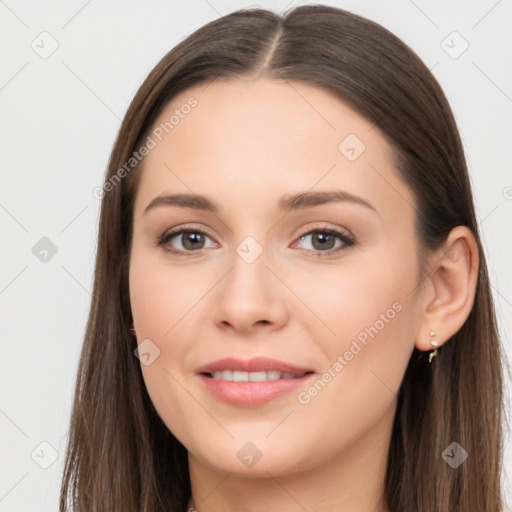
[
  {"xmin": 182, "ymin": 231, "xmax": 205, "ymax": 250},
  {"xmin": 312, "ymin": 231, "xmax": 335, "ymax": 250}
]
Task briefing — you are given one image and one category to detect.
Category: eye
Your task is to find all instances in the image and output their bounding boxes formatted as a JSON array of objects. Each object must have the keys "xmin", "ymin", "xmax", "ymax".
[
  {"xmin": 292, "ymin": 226, "xmax": 356, "ymax": 255},
  {"xmin": 156, "ymin": 227, "xmax": 217, "ymax": 255}
]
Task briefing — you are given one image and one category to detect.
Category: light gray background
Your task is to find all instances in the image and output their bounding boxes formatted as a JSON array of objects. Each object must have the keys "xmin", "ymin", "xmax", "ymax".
[{"xmin": 1, "ymin": 1, "xmax": 511, "ymax": 510}]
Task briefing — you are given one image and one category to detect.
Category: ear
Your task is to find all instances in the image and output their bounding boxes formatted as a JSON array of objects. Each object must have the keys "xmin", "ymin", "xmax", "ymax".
[{"xmin": 415, "ymin": 226, "xmax": 479, "ymax": 352}]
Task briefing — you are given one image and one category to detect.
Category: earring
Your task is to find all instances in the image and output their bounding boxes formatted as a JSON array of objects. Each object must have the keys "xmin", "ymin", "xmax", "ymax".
[
  {"xmin": 428, "ymin": 330, "xmax": 438, "ymax": 363},
  {"xmin": 130, "ymin": 323, "xmax": 136, "ymax": 336}
]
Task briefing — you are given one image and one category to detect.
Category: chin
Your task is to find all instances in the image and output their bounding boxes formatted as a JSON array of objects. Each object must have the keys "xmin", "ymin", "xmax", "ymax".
[{"xmin": 189, "ymin": 437, "xmax": 319, "ymax": 477}]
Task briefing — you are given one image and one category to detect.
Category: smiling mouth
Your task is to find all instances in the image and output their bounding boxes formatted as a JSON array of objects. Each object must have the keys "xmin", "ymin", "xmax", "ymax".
[{"xmin": 203, "ymin": 370, "xmax": 314, "ymax": 381}]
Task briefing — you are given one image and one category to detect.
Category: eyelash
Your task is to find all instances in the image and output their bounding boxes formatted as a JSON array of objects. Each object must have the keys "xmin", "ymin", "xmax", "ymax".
[{"xmin": 154, "ymin": 224, "xmax": 356, "ymax": 257}]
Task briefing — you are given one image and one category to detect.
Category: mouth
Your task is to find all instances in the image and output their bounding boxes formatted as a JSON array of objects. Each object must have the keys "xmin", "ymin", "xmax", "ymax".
[
  {"xmin": 203, "ymin": 370, "xmax": 314, "ymax": 381},
  {"xmin": 197, "ymin": 371, "xmax": 316, "ymax": 406},
  {"xmin": 195, "ymin": 355, "xmax": 314, "ymax": 376},
  {"xmin": 195, "ymin": 356, "xmax": 316, "ymax": 406}
]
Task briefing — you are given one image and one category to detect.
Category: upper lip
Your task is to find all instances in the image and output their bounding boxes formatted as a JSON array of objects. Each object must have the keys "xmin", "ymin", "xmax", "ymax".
[{"xmin": 195, "ymin": 356, "xmax": 314, "ymax": 376}]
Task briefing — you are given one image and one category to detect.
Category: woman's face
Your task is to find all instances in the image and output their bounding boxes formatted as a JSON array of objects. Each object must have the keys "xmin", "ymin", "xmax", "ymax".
[{"xmin": 129, "ymin": 78, "xmax": 424, "ymax": 476}]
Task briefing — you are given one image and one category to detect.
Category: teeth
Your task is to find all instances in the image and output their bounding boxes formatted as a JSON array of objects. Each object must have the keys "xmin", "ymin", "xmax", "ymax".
[
  {"xmin": 210, "ymin": 370, "xmax": 300, "ymax": 381},
  {"xmin": 233, "ymin": 371, "xmax": 249, "ymax": 381}
]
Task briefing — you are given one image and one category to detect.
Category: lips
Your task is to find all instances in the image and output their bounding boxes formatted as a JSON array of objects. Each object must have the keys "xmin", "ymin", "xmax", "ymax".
[
  {"xmin": 195, "ymin": 356, "xmax": 314, "ymax": 378},
  {"xmin": 195, "ymin": 356, "xmax": 316, "ymax": 406}
]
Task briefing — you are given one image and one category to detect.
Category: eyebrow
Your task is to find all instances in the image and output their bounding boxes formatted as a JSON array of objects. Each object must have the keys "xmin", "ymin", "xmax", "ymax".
[{"xmin": 143, "ymin": 190, "xmax": 377, "ymax": 215}]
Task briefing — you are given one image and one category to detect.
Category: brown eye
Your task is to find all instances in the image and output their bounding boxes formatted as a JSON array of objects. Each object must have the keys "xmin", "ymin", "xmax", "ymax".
[
  {"xmin": 177, "ymin": 231, "xmax": 207, "ymax": 251},
  {"xmin": 304, "ymin": 231, "xmax": 337, "ymax": 251},
  {"xmin": 157, "ymin": 228, "xmax": 217, "ymax": 255},
  {"xmin": 296, "ymin": 228, "xmax": 355, "ymax": 254}
]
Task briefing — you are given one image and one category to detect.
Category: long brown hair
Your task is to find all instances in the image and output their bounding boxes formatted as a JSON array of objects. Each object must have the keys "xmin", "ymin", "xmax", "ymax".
[{"xmin": 60, "ymin": 4, "xmax": 507, "ymax": 511}]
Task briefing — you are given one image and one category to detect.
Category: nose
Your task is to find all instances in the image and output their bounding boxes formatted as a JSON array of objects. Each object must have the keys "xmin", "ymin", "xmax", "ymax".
[{"xmin": 212, "ymin": 245, "xmax": 289, "ymax": 334}]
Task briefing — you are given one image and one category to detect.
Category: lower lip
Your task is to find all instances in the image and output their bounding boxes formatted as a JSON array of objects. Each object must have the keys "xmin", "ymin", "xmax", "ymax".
[{"xmin": 198, "ymin": 373, "xmax": 315, "ymax": 406}]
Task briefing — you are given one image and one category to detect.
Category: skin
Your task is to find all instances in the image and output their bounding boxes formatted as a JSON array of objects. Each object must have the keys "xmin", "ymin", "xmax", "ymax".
[{"xmin": 128, "ymin": 78, "xmax": 478, "ymax": 512}]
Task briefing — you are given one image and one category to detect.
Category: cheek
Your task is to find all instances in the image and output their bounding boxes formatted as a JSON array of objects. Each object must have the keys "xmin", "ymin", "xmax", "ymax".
[
  {"xmin": 128, "ymin": 254, "xmax": 219, "ymax": 426},
  {"xmin": 289, "ymin": 250, "xmax": 419, "ymax": 454},
  {"xmin": 129, "ymin": 253, "xmax": 212, "ymax": 339},
  {"xmin": 308, "ymin": 243, "xmax": 420, "ymax": 392},
  {"xmin": 129, "ymin": 257, "xmax": 200, "ymax": 444},
  {"xmin": 292, "ymin": 248, "xmax": 418, "ymax": 348}
]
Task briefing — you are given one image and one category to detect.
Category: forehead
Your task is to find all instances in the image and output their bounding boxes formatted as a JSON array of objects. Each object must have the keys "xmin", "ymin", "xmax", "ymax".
[
  {"xmin": 147, "ymin": 77, "xmax": 373, "ymax": 155},
  {"xmin": 133, "ymin": 78, "xmax": 411, "ymax": 220}
]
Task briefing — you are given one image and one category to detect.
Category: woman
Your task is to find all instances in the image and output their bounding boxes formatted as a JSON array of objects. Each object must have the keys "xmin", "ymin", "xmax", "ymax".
[{"xmin": 60, "ymin": 4, "xmax": 506, "ymax": 511}]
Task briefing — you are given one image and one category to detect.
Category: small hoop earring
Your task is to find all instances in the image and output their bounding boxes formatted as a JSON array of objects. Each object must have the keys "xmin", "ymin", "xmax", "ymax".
[{"xmin": 428, "ymin": 330, "xmax": 438, "ymax": 363}]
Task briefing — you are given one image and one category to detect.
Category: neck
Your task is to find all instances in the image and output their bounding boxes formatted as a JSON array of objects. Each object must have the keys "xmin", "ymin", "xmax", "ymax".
[{"xmin": 185, "ymin": 402, "xmax": 394, "ymax": 512}]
